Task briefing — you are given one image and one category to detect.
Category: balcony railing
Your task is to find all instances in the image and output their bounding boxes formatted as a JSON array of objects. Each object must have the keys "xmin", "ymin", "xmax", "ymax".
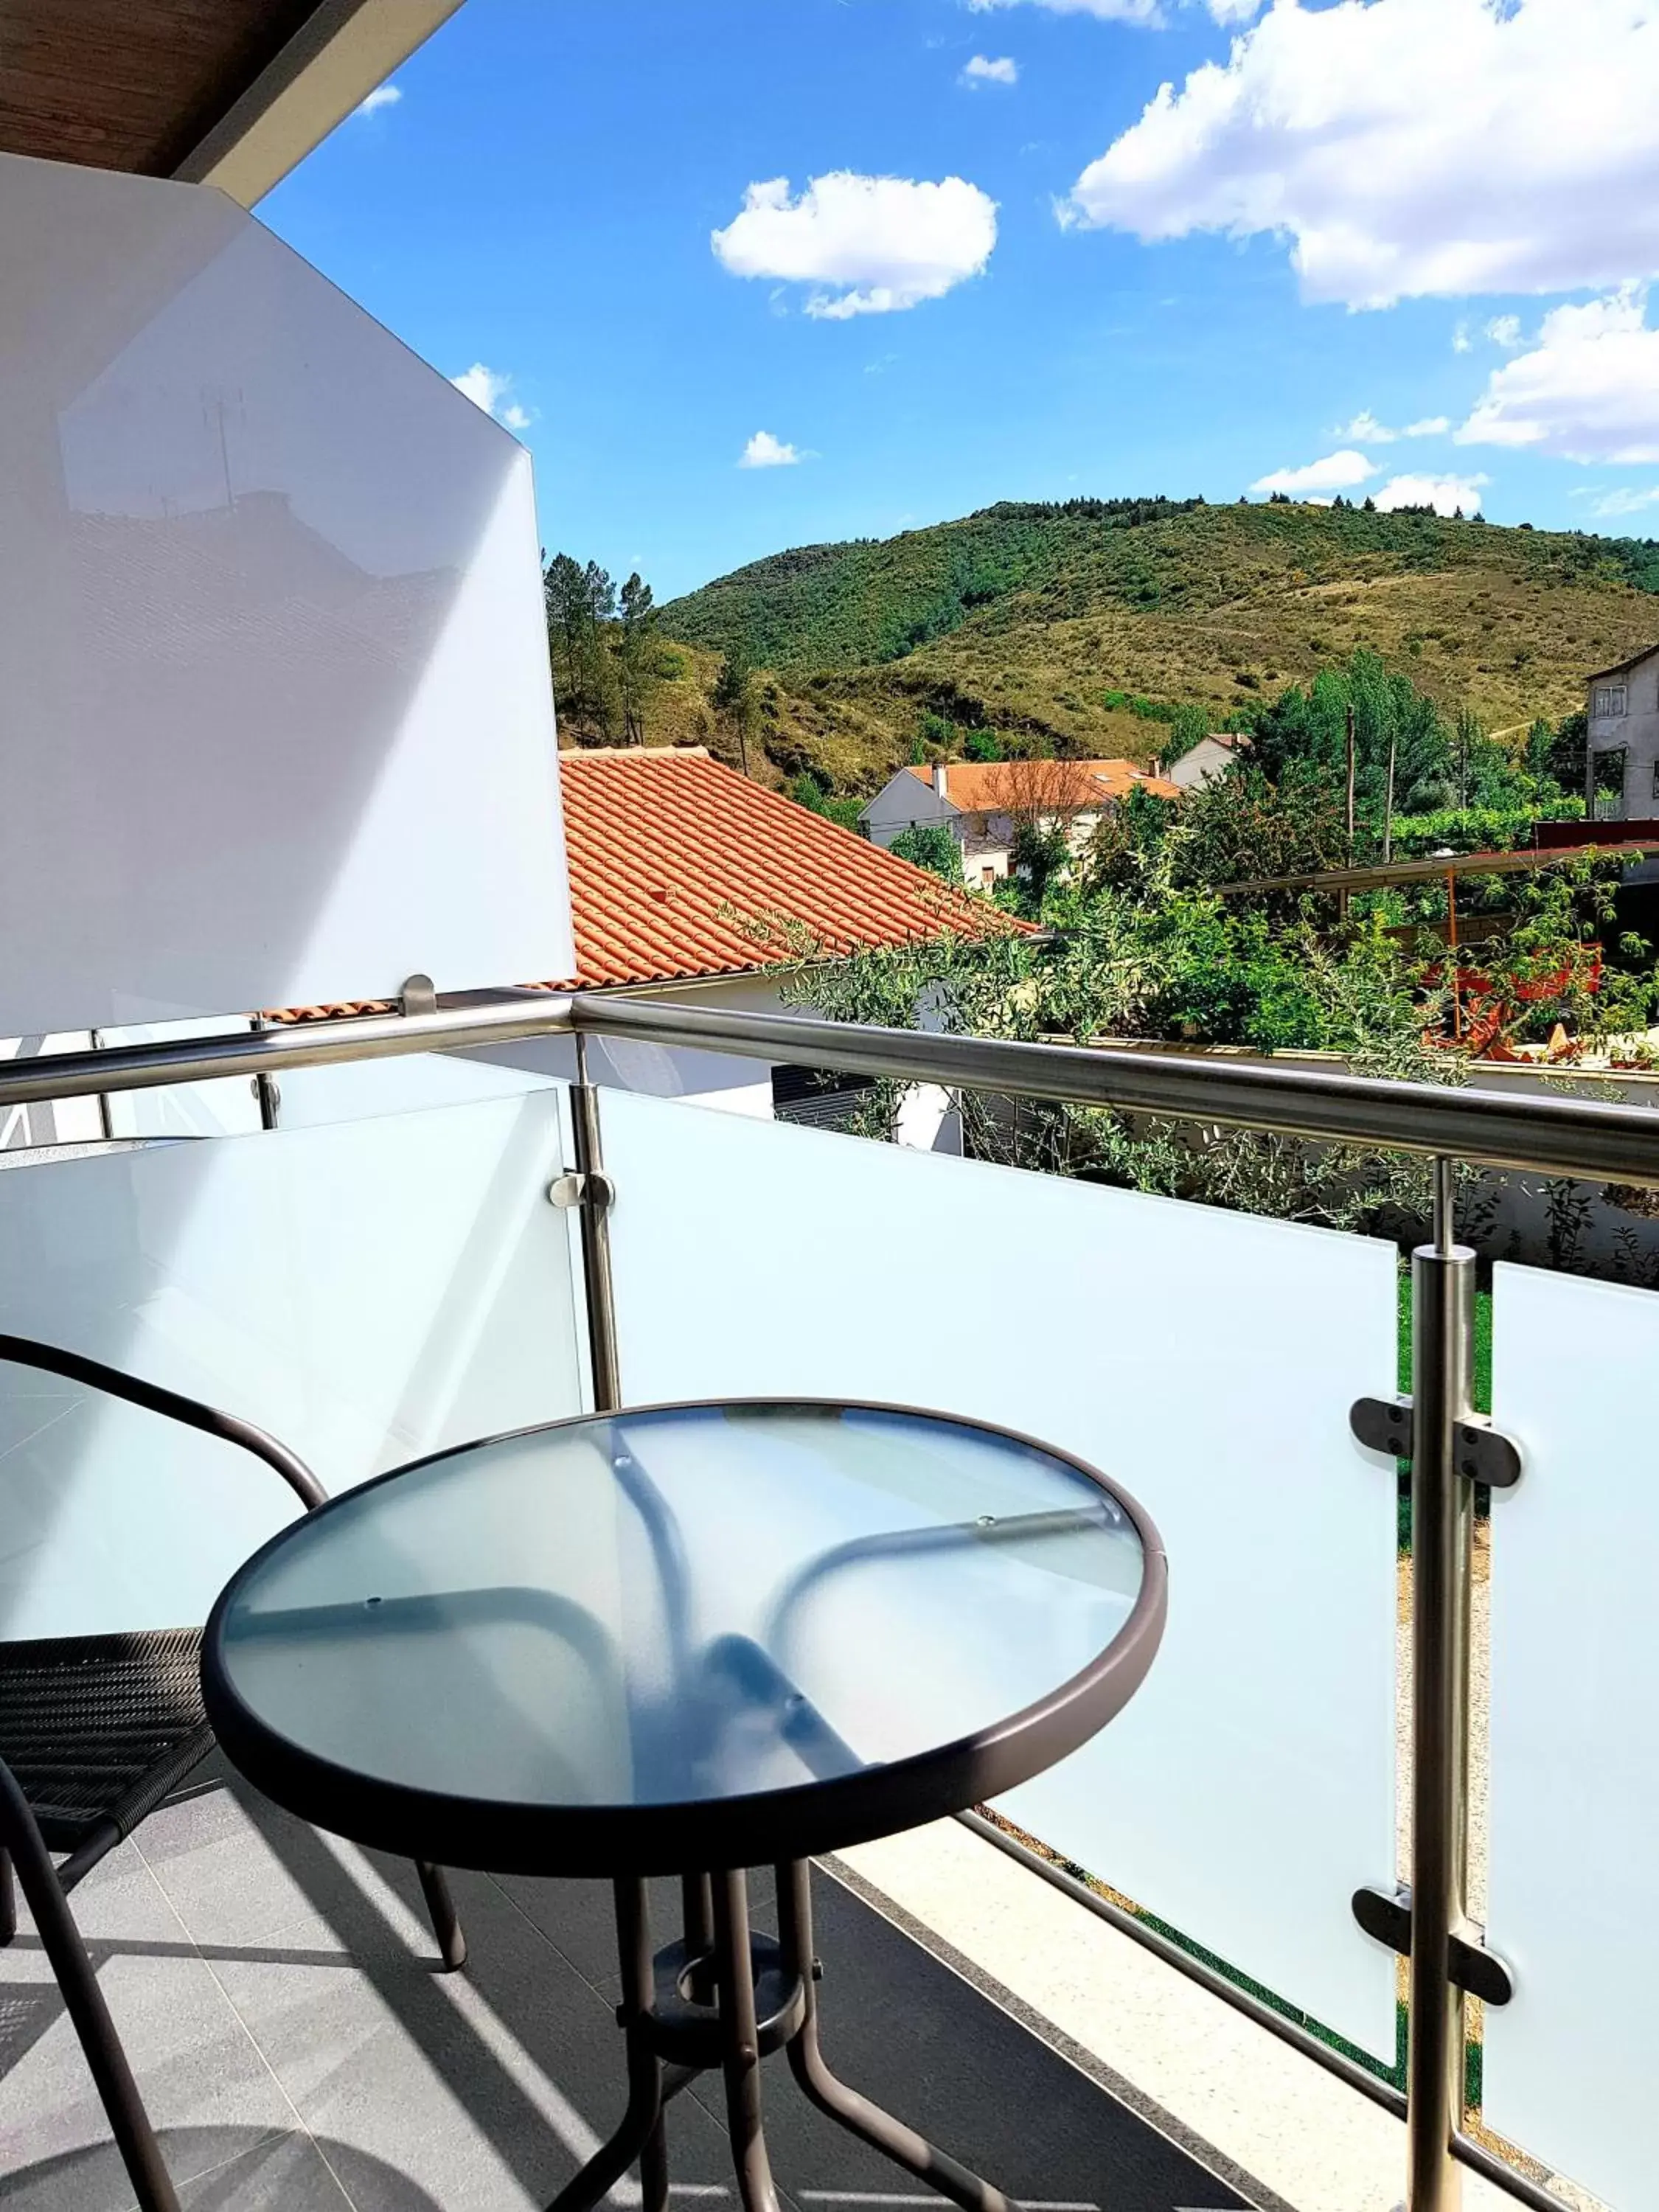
[{"xmin": 2, "ymin": 988, "xmax": 1656, "ymax": 2212}]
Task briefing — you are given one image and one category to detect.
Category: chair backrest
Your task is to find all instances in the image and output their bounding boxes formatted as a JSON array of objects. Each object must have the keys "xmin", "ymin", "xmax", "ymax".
[{"xmin": 0, "ymin": 1333, "xmax": 326, "ymax": 1512}]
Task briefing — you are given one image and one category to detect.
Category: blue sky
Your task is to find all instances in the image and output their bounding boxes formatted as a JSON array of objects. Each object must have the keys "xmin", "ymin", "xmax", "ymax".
[{"xmin": 262, "ymin": 0, "xmax": 1659, "ymax": 602}]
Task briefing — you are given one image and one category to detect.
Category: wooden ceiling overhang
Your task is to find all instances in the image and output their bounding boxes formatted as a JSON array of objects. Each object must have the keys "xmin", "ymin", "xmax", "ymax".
[{"xmin": 0, "ymin": 0, "xmax": 462, "ymax": 204}]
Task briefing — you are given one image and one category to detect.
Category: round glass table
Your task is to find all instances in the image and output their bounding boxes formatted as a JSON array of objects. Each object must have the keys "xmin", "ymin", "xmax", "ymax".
[{"xmin": 203, "ymin": 1400, "xmax": 1166, "ymax": 2212}]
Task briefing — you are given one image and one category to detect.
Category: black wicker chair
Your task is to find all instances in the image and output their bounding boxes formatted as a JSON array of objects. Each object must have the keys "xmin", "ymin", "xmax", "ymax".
[{"xmin": 0, "ymin": 1332, "xmax": 467, "ymax": 2212}]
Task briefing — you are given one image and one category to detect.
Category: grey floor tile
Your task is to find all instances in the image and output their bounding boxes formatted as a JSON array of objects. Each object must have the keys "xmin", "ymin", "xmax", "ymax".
[
  {"xmin": 0, "ymin": 2129, "xmax": 271, "ymax": 2212},
  {"xmin": 177, "ymin": 2128, "xmax": 355, "ymax": 2209},
  {"xmin": 133, "ymin": 1778, "xmax": 274, "ymax": 1871},
  {"xmin": 10, "ymin": 1837, "xmax": 181, "ymax": 1948},
  {"xmin": 212, "ymin": 1864, "xmax": 739, "ymax": 2212},
  {"xmin": 138, "ymin": 1820, "xmax": 351, "ymax": 1956},
  {"xmin": 0, "ymin": 1830, "xmax": 294, "ymax": 2201},
  {"xmin": 485, "ymin": 1871, "xmax": 625, "ymax": 1994},
  {"xmin": 0, "ymin": 1941, "xmax": 294, "ymax": 2185}
]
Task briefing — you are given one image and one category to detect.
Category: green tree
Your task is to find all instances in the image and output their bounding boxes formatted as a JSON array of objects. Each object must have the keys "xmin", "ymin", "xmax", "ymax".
[
  {"xmin": 963, "ymin": 726, "xmax": 1002, "ymax": 762},
  {"xmin": 1546, "ymin": 710, "xmax": 1588, "ymax": 799},
  {"xmin": 1011, "ymin": 819, "xmax": 1069, "ymax": 907},
  {"xmin": 787, "ymin": 771, "xmax": 866, "ymax": 833},
  {"xmin": 783, "ymin": 838, "xmax": 1456, "ymax": 1234},
  {"xmin": 543, "ymin": 552, "xmax": 620, "ymax": 740},
  {"xmin": 713, "ymin": 645, "xmax": 758, "ymax": 776},
  {"xmin": 615, "ymin": 571, "xmax": 662, "ymax": 745},
  {"xmin": 890, "ymin": 824, "xmax": 961, "ymax": 882}
]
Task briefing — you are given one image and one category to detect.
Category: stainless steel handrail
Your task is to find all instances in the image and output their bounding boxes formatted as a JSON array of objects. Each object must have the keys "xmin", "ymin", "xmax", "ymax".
[
  {"xmin": 0, "ymin": 995, "xmax": 575, "ymax": 1107},
  {"xmin": 571, "ymin": 990, "xmax": 1659, "ymax": 1185},
  {"xmin": 4, "ymin": 985, "xmax": 1659, "ymax": 1185}
]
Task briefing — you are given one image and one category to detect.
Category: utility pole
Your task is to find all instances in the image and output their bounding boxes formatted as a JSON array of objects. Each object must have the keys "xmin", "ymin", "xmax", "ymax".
[
  {"xmin": 1340, "ymin": 700, "xmax": 1357, "ymax": 925},
  {"xmin": 1384, "ymin": 724, "xmax": 1398, "ymax": 866}
]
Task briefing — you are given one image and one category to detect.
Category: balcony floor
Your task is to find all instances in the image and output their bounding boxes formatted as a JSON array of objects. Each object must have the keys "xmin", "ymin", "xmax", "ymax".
[{"xmin": 0, "ymin": 1765, "xmax": 1251, "ymax": 2212}]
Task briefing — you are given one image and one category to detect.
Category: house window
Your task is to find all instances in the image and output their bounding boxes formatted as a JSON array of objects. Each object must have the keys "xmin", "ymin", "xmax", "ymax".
[
  {"xmin": 771, "ymin": 1063, "xmax": 877, "ymax": 1131},
  {"xmin": 1593, "ymin": 746, "xmax": 1628, "ymax": 821},
  {"xmin": 1651, "ymin": 759, "xmax": 1659, "ymax": 803},
  {"xmin": 1593, "ymin": 685, "xmax": 1628, "ymax": 717}
]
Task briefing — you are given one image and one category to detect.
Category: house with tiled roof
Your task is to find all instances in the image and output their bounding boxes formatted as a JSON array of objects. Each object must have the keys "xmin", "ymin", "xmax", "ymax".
[{"xmin": 860, "ymin": 757, "xmax": 1180, "ymax": 888}]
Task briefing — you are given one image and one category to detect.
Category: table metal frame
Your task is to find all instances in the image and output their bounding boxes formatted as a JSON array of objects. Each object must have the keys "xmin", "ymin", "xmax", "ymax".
[{"xmin": 555, "ymin": 1862, "xmax": 1014, "ymax": 2212}]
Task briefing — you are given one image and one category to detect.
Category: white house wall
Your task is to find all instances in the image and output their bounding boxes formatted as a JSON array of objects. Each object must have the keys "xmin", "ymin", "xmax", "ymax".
[
  {"xmin": 0, "ymin": 151, "xmax": 571, "ymax": 1038},
  {"xmin": 862, "ymin": 771, "xmax": 956, "ymax": 848},
  {"xmin": 1587, "ymin": 648, "xmax": 1659, "ymax": 818}
]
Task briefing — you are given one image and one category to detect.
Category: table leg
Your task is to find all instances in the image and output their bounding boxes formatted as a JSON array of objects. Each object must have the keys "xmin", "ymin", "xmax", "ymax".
[
  {"xmin": 546, "ymin": 1877, "xmax": 664, "ymax": 2212},
  {"xmin": 682, "ymin": 1871, "xmax": 716, "ymax": 2003},
  {"xmin": 775, "ymin": 1860, "xmax": 1016, "ymax": 2212},
  {"xmin": 712, "ymin": 1869, "xmax": 784, "ymax": 2212}
]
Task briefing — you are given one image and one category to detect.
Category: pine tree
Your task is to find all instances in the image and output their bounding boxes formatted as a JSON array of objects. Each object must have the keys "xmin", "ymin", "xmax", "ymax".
[
  {"xmin": 615, "ymin": 572, "xmax": 661, "ymax": 745},
  {"xmin": 712, "ymin": 645, "xmax": 758, "ymax": 776},
  {"xmin": 543, "ymin": 553, "xmax": 620, "ymax": 740}
]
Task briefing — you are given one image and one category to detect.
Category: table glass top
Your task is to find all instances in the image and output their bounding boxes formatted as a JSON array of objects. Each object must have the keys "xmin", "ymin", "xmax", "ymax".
[{"xmin": 215, "ymin": 1404, "xmax": 1147, "ymax": 1816}]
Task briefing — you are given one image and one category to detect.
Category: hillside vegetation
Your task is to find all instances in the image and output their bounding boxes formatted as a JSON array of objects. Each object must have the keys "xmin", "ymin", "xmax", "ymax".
[{"xmin": 651, "ymin": 498, "xmax": 1659, "ymax": 796}]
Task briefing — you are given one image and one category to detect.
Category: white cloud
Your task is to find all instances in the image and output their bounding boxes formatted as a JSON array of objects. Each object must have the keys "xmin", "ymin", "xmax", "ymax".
[
  {"xmin": 1374, "ymin": 473, "xmax": 1488, "ymax": 515},
  {"xmin": 966, "ymin": 0, "xmax": 1262, "ymax": 22},
  {"xmin": 355, "ymin": 83, "xmax": 401, "ymax": 117},
  {"xmin": 1453, "ymin": 321, "xmax": 1474, "ymax": 354},
  {"xmin": 962, "ymin": 54, "xmax": 1020, "ymax": 85},
  {"xmin": 450, "ymin": 363, "xmax": 533, "ymax": 433},
  {"xmin": 967, "ymin": 0, "xmax": 1166, "ymax": 22},
  {"xmin": 1590, "ymin": 485, "xmax": 1659, "ymax": 518},
  {"xmin": 1486, "ymin": 314, "xmax": 1523, "ymax": 349},
  {"xmin": 1335, "ymin": 410, "xmax": 1450, "ymax": 444},
  {"xmin": 712, "ymin": 172, "xmax": 998, "ymax": 318},
  {"xmin": 1060, "ymin": 0, "xmax": 1659, "ymax": 309},
  {"xmin": 1250, "ymin": 448, "xmax": 1375, "ymax": 495},
  {"xmin": 1457, "ymin": 287, "xmax": 1659, "ymax": 463},
  {"xmin": 739, "ymin": 431, "xmax": 804, "ymax": 469}
]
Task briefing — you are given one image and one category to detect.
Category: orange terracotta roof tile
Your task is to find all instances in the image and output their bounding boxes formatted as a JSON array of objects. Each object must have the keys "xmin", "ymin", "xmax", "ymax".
[
  {"xmin": 902, "ymin": 759, "xmax": 1180, "ymax": 808},
  {"xmin": 557, "ymin": 747, "xmax": 1027, "ymax": 988}
]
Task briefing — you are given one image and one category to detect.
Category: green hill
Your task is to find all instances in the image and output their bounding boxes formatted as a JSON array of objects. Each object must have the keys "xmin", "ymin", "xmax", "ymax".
[{"xmin": 657, "ymin": 498, "xmax": 1659, "ymax": 793}]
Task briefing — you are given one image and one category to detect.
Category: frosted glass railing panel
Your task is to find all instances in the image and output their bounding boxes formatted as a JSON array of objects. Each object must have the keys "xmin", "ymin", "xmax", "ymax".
[
  {"xmin": 1486, "ymin": 1263, "xmax": 1659, "ymax": 2208},
  {"xmin": 101, "ymin": 1019, "xmax": 263, "ymax": 1140},
  {"xmin": 272, "ymin": 1051, "xmax": 564, "ymax": 1130},
  {"xmin": 0, "ymin": 1091, "xmax": 584, "ymax": 1640},
  {"xmin": 0, "ymin": 150, "xmax": 571, "ymax": 1034},
  {"xmin": 600, "ymin": 1090, "xmax": 1400, "ymax": 2055}
]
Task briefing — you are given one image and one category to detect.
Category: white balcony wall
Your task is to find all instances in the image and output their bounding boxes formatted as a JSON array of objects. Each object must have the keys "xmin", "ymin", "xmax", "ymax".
[
  {"xmin": 0, "ymin": 1091, "xmax": 585, "ymax": 1641},
  {"xmin": 1486, "ymin": 1262, "xmax": 1659, "ymax": 2209},
  {"xmin": 598, "ymin": 1089, "xmax": 1401, "ymax": 2056},
  {"xmin": 0, "ymin": 151, "xmax": 571, "ymax": 1040}
]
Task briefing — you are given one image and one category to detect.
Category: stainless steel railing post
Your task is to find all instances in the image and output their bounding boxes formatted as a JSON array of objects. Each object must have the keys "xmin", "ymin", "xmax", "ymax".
[
  {"xmin": 571, "ymin": 1033, "xmax": 622, "ymax": 1416},
  {"xmin": 1406, "ymin": 1158, "xmax": 1475, "ymax": 2212}
]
